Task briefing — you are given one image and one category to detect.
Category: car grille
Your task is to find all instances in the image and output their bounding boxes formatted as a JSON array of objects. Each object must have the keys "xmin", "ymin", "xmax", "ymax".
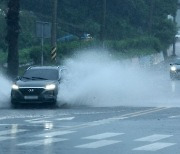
[{"xmin": 19, "ymin": 88, "xmax": 44, "ymax": 96}]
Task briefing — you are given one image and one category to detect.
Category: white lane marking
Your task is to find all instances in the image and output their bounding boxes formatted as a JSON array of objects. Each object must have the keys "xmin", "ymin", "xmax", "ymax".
[
  {"xmin": 0, "ymin": 113, "xmax": 69, "ymax": 121},
  {"xmin": 0, "ymin": 108, "xmax": 169, "ymax": 131},
  {"xmin": 26, "ymin": 117, "xmax": 49, "ymax": 121},
  {"xmin": 0, "ymin": 136, "xmax": 15, "ymax": 141},
  {"xmin": 40, "ymin": 107, "xmax": 168, "ymax": 131},
  {"xmin": 25, "ymin": 120, "xmax": 52, "ymax": 124},
  {"xmin": 133, "ymin": 142, "xmax": 176, "ymax": 151},
  {"xmin": 0, "ymin": 108, "xmax": 166, "ymax": 121},
  {"xmin": 56, "ymin": 117, "xmax": 75, "ymax": 121},
  {"xmin": 18, "ymin": 138, "xmax": 68, "ymax": 146},
  {"xmin": 0, "ymin": 129, "xmax": 27, "ymax": 136},
  {"xmin": 67, "ymin": 107, "xmax": 168, "ymax": 130},
  {"xmin": 75, "ymin": 140, "xmax": 121, "ymax": 149},
  {"xmin": 83, "ymin": 132, "xmax": 124, "ymax": 140},
  {"xmin": 135, "ymin": 134, "xmax": 173, "ymax": 142},
  {"xmin": 25, "ymin": 108, "xmax": 167, "ymax": 127},
  {"xmin": 25, "ymin": 117, "xmax": 75, "ymax": 124},
  {"xmin": 169, "ymin": 115, "xmax": 180, "ymax": 119},
  {"xmin": 25, "ymin": 117, "xmax": 52, "ymax": 124},
  {"xmin": 36, "ymin": 130, "xmax": 75, "ymax": 137}
]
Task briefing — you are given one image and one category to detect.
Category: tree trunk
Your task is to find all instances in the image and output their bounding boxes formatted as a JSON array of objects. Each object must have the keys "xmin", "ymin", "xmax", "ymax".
[
  {"xmin": 6, "ymin": 0, "xmax": 20, "ymax": 78},
  {"xmin": 51, "ymin": 0, "xmax": 57, "ymax": 47}
]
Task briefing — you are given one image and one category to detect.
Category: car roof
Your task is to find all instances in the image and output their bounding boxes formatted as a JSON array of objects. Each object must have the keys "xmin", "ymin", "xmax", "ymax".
[{"xmin": 27, "ymin": 66, "xmax": 65, "ymax": 71}]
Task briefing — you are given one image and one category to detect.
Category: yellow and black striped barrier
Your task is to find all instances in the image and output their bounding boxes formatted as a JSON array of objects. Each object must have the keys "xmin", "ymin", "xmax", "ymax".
[{"xmin": 51, "ymin": 46, "xmax": 57, "ymax": 61}]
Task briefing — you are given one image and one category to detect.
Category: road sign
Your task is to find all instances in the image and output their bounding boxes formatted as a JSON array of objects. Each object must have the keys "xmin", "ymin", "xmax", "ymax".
[
  {"xmin": 36, "ymin": 21, "xmax": 51, "ymax": 38},
  {"xmin": 36, "ymin": 21, "xmax": 51, "ymax": 65}
]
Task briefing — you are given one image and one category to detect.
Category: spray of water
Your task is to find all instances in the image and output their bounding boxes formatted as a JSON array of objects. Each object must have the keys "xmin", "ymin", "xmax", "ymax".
[
  {"xmin": 58, "ymin": 49, "xmax": 180, "ymax": 107},
  {"xmin": 0, "ymin": 73, "xmax": 11, "ymax": 108}
]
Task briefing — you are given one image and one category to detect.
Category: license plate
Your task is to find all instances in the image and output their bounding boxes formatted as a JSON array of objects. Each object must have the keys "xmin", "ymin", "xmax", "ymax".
[{"xmin": 24, "ymin": 96, "xmax": 38, "ymax": 100}]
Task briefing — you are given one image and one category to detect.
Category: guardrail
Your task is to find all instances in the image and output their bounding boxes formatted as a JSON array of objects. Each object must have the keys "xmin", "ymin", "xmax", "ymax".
[{"xmin": 123, "ymin": 48, "xmax": 173, "ymax": 67}]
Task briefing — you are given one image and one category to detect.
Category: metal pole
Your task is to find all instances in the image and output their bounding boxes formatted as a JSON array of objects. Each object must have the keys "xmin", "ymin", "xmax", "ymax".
[
  {"xmin": 41, "ymin": 24, "xmax": 44, "ymax": 66},
  {"xmin": 173, "ymin": 15, "xmax": 176, "ymax": 56}
]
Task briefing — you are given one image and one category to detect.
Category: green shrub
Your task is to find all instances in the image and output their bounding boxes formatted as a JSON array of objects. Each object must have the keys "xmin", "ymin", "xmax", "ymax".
[
  {"xmin": 19, "ymin": 48, "xmax": 32, "ymax": 64},
  {"xmin": 106, "ymin": 36, "xmax": 161, "ymax": 52},
  {"xmin": 29, "ymin": 45, "xmax": 52, "ymax": 65},
  {"xmin": 0, "ymin": 51, "xmax": 7, "ymax": 65},
  {"xmin": 19, "ymin": 37, "xmax": 159, "ymax": 65}
]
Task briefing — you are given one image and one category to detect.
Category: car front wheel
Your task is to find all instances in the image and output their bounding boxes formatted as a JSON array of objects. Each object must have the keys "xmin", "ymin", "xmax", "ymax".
[{"xmin": 170, "ymin": 73, "xmax": 176, "ymax": 80}]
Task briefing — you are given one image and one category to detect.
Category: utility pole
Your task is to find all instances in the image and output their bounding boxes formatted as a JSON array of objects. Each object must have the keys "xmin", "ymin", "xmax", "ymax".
[
  {"xmin": 148, "ymin": 0, "xmax": 154, "ymax": 35},
  {"xmin": 100, "ymin": 0, "xmax": 106, "ymax": 47},
  {"xmin": 51, "ymin": 0, "xmax": 57, "ymax": 61},
  {"xmin": 41, "ymin": 24, "xmax": 44, "ymax": 66},
  {"xmin": 172, "ymin": 14, "xmax": 176, "ymax": 56}
]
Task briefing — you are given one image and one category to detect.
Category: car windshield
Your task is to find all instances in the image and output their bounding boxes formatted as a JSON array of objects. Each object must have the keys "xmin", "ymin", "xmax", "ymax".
[
  {"xmin": 22, "ymin": 69, "xmax": 59, "ymax": 80},
  {"xmin": 174, "ymin": 59, "xmax": 180, "ymax": 65}
]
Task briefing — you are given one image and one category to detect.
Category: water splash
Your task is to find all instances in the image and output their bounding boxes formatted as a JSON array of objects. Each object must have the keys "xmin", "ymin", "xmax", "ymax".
[
  {"xmin": 57, "ymin": 49, "xmax": 180, "ymax": 107},
  {"xmin": 0, "ymin": 73, "xmax": 12, "ymax": 108}
]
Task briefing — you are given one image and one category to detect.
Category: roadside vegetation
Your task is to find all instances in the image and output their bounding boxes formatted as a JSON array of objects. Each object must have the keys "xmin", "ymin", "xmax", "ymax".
[{"xmin": 0, "ymin": 0, "xmax": 178, "ymax": 71}]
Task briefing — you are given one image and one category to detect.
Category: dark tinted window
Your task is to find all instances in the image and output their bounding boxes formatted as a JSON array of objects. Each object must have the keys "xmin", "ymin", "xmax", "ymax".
[
  {"xmin": 174, "ymin": 59, "xmax": 180, "ymax": 64},
  {"xmin": 23, "ymin": 69, "xmax": 59, "ymax": 80}
]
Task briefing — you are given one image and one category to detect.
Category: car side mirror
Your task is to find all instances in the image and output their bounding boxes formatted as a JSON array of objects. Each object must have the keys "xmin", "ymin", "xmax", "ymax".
[
  {"xmin": 15, "ymin": 76, "xmax": 21, "ymax": 80},
  {"xmin": 58, "ymin": 78, "xmax": 61, "ymax": 83}
]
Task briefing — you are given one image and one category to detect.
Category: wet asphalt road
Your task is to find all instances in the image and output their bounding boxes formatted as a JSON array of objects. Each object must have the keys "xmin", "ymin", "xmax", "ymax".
[{"xmin": 0, "ymin": 106, "xmax": 180, "ymax": 154}]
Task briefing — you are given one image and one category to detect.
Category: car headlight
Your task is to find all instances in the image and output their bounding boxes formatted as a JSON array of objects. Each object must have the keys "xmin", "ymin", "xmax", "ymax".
[
  {"xmin": 170, "ymin": 66, "xmax": 177, "ymax": 71},
  {"xmin": 12, "ymin": 84, "xmax": 19, "ymax": 90},
  {"xmin": 45, "ymin": 84, "xmax": 56, "ymax": 90}
]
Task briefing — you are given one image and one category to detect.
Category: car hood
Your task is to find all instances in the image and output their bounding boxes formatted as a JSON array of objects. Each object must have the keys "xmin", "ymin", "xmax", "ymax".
[
  {"xmin": 172, "ymin": 65, "xmax": 180, "ymax": 70},
  {"xmin": 15, "ymin": 80, "xmax": 57, "ymax": 88}
]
